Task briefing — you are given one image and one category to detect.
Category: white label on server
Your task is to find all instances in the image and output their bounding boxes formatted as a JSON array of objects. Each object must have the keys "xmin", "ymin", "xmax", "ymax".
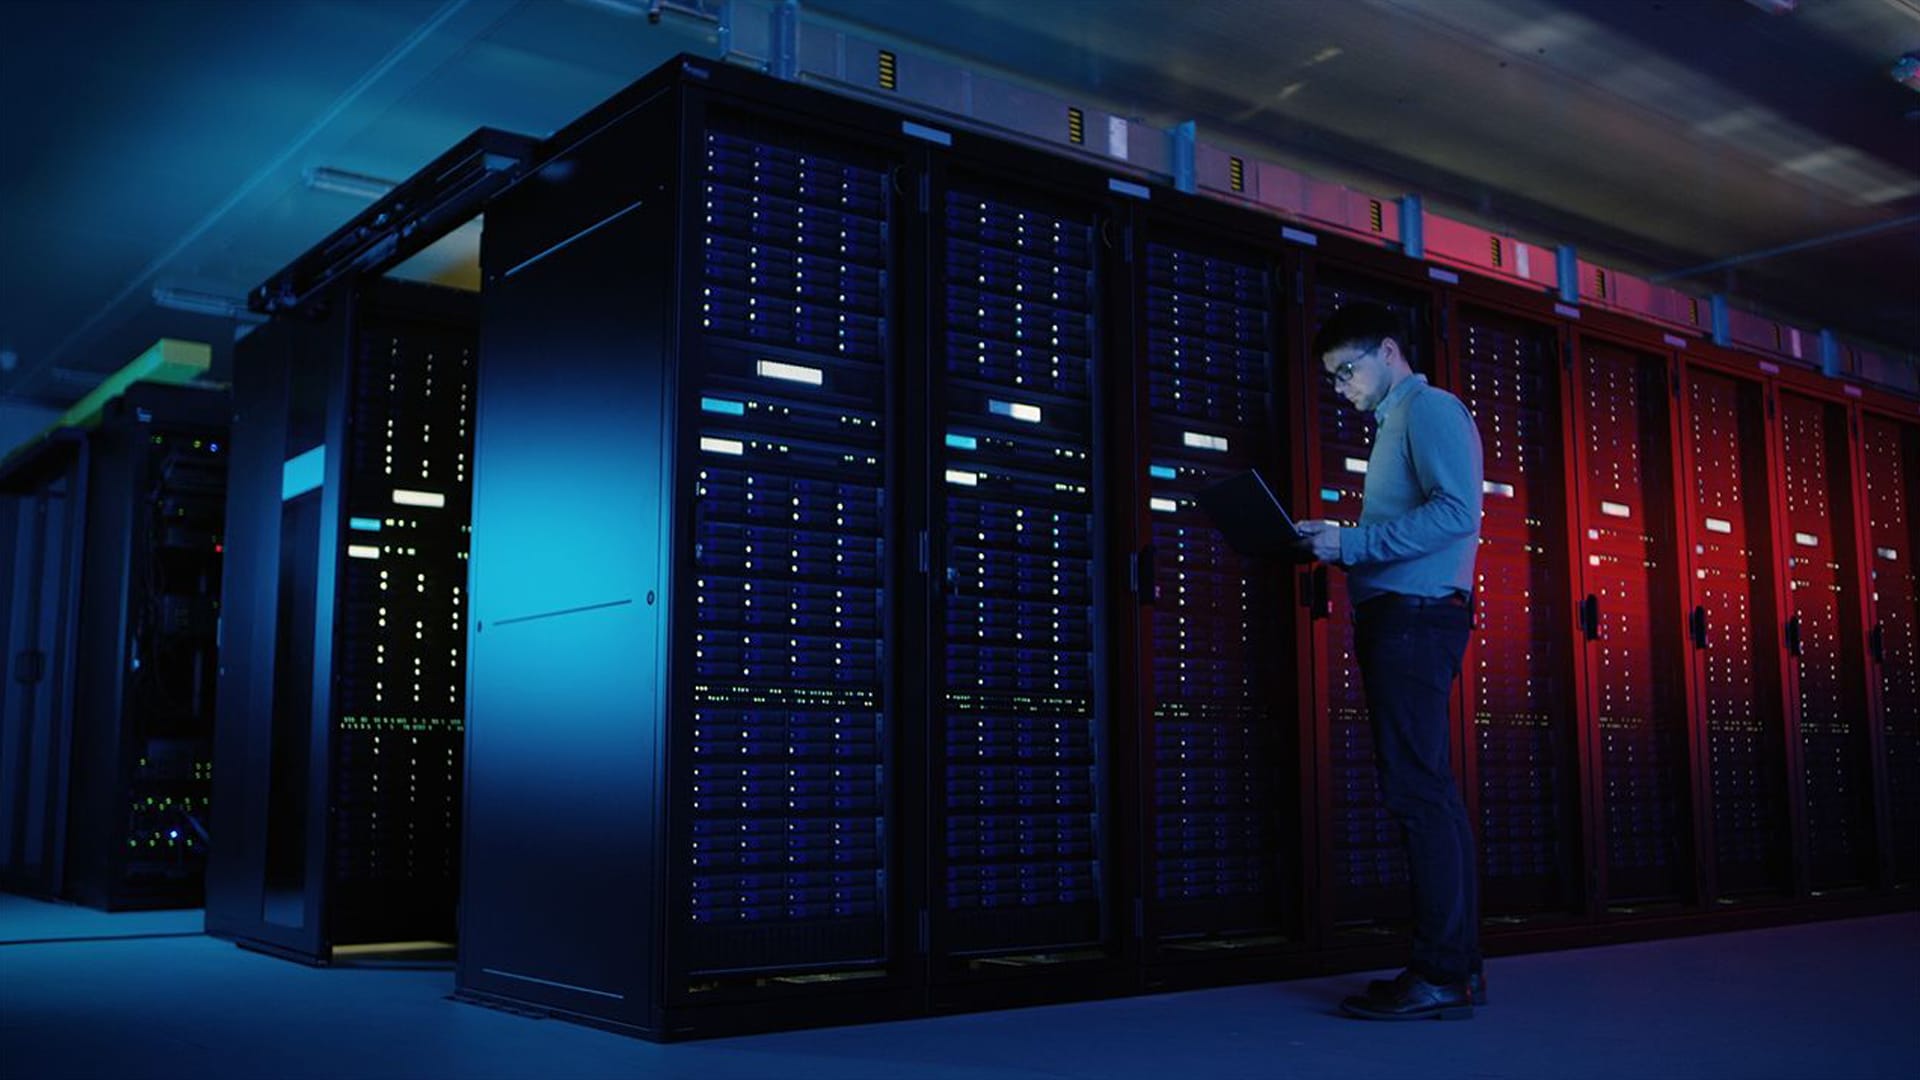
[
  {"xmin": 700, "ymin": 437, "xmax": 745, "ymax": 456},
  {"xmin": 1184, "ymin": 431, "xmax": 1229, "ymax": 452},
  {"xmin": 1483, "ymin": 481, "xmax": 1515, "ymax": 497},
  {"xmin": 1345, "ymin": 456, "xmax": 1369, "ymax": 474},
  {"xmin": 1705, "ymin": 517, "xmax": 1733, "ymax": 534},
  {"xmin": 757, "ymin": 359, "xmax": 824, "ymax": 385},
  {"xmin": 1795, "ymin": 531, "xmax": 1820, "ymax": 547},
  {"xmin": 392, "ymin": 488, "xmax": 447, "ymax": 508},
  {"xmin": 1600, "ymin": 501, "xmax": 1632, "ymax": 518}
]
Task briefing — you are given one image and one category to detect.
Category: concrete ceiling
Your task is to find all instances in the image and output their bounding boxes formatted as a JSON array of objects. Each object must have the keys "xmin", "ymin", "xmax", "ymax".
[{"xmin": 2, "ymin": 0, "xmax": 1917, "ymax": 411}]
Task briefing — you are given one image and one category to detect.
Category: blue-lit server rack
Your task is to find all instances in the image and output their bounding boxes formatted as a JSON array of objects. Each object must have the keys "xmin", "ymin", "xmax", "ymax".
[
  {"xmin": 460, "ymin": 61, "xmax": 913, "ymax": 1038},
  {"xmin": 0, "ymin": 385, "xmax": 227, "ymax": 910},
  {"xmin": 210, "ymin": 279, "xmax": 476, "ymax": 960},
  {"xmin": 1120, "ymin": 198, "xmax": 1303, "ymax": 978},
  {"xmin": 919, "ymin": 151, "xmax": 1126, "ymax": 1006}
]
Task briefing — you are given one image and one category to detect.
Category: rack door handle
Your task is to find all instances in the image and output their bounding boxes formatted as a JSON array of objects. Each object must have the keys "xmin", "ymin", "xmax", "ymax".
[
  {"xmin": 1305, "ymin": 565, "xmax": 1332, "ymax": 621},
  {"xmin": 1785, "ymin": 613, "xmax": 1803, "ymax": 657},
  {"xmin": 1870, "ymin": 622, "xmax": 1885, "ymax": 664},
  {"xmin": 1689, "ymin": 605, "xmax": 1709, "ymax": 650},
  {"xmin": 1131, "ymin": 544, "xmax": 1157, "ymax": 605},
  {"xmin": 1580, "ymin": 594, "xmax": 1600, "ymax": 640}
]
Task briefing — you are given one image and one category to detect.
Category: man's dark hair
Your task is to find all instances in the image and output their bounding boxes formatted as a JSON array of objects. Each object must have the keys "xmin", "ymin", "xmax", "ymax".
[{"xmin": 1311, "ymin": 301, "xmax": 1412, "ymax": 366}]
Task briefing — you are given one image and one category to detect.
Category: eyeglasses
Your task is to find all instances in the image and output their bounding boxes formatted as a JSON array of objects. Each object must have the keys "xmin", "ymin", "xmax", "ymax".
[{"xmin": 1324, "ymin": 345, "xmax": 1380, "ymax": 387}]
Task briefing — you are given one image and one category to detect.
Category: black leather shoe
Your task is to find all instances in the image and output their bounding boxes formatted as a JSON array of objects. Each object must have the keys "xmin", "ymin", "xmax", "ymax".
[
  {"xmin": 1341, "ymin": 970, "xmax": 1475, "ymax": 1021},
  {"xmin": 1366, "ymin": 968, "xmax": 1487, "ymax": 1006}
]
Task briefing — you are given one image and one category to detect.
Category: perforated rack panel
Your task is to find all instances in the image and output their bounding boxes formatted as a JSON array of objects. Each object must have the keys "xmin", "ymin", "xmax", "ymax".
[
  {"xmin": 682, "ymin": 129, "xmax": 892, "ymax": 973},
  {"xmin": 1310, "ymin": 274, "xmax": 1426, "ymax": 923},
  {"xmin": 1579, "ymin": 342, "xmax": 1689, "ymax": 903},
  {"xmin": 331, "ymin": 313, "xmax": 472, "ymax": 940},
  {"xmin": 1139, "ymin": 240, "xmax": 1288, "ymax": 938},
  {"xmin": 1686, "ymin": 370, "xmax": 1790, "ymax": 896},
  {"xmin": 1455, "ymin": 308, "xmax": 1579, "ymax": 915},
  {"xmin": 1861, "ymin": 415, "xmax": 1920, "ymax": 884},
  {"xmin": 936, "ymin": 186, "xmax": 1104, "ymax": 955},
  {"xmin": 1777, "ymin": 392, "xmax": 1874, "ymax": 889}
]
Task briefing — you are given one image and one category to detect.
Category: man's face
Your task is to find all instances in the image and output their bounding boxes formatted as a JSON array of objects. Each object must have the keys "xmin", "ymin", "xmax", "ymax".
[{"xmin": 1322, "ymin": 341, "xmax": 1390, "ymax": 411}]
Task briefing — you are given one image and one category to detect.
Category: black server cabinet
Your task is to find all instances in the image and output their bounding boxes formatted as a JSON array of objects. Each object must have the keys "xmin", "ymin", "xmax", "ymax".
[
  {"xmin": 1680, "ymin": 365, "xmax": 1793, "ymax": 899},
  {"xmin": 1119, "ymin": 201, "xmax": 1302, "ymax": 972},
  {"xmin": 1775, "ymin": 390, "xmax": 1876, "ymax": 891},
  {"xmin": 1570, "ymin": 337, "xmax": 1694, "ymax": 906},
  {"xmin": 1299, "ymin": 264, "xmax": 1436, "ymax": 934},
  {"xmin": 1, "ymin": 431, "xmax": 87, "ymax": 900},
  {"xmin": 918, "ymin": 149, "xmax": 1124, "ymax": 1001},
  {"xmin": 0, "ymin": 385, "xmax": 227, "ymax": 909},
  {"xmin": 460, "ymin": 63, "xmax": 912, "ymax": 1038},
  {"xmin": 1860, "ymin": 413, "xmax": 1920, "ymax": 886},
  {"xmin": 1451, "ymin": 303, "xmax": 1584, "ymax": 920},
  {"xmin": 209, "ymin": 279, "xmax": 474, "ymax": 959}
]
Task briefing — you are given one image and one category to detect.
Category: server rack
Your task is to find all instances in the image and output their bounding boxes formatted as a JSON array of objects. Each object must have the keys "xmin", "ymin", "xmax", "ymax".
[
  {"xmin": 0, "ymin": 384, "xmax": 227, "ymax": 909},
  {"xmin": 1448, "ymin": 300, "xmax": 1585, "ymax": 921},
  {"xmin": 1120, "ymin": 196, "xmax": 1305, "ymax": 979},
  {"xmin": 208, "ymin": 127, "xmax": 529, "ymax": 962},
  {"xmin": 1677, "ymin": 359, "xmax": 1793, "ymax": 900},
  {"xmin": 1569, "ymin": 333, "xmax": 1695, "ymax": 907},
  {"xmin": 1859, "ymin": 410, "xmax": 1920, "ymax": 886},
  {"xmin": 1774, "ymin": 387, "xmax": 1877, "ymax": 892},
  {"xmin": 209, "ymin": 279, "xmax": 478, "ymax": 958},
  {"xmin": 460, "ymin": 61, "xmax": 917, "ymax": 1038},
  {"xmin": 0, "ymin": 430, "xmax": 86, "ymax": 901},
  {"xmin": 916, "ymin": 138, "xmax": 1132, "ymax": 1009}
]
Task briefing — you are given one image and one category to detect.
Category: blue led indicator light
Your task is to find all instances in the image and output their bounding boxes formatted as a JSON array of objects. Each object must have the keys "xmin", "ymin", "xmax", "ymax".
[{"xmin": 701, "ymin": 397, "xmax": 746, "ymax": 415}]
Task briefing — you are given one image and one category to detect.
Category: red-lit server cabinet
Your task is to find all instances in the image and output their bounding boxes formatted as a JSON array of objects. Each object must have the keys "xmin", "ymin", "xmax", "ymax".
[
  {"xmin": 1567, "ymin": 330, "xmax": 1696, "ymax": 909},
  {"xmin": 1773, "ymin": 383, "xmax": 1877, "ymax": 892},
  {"xmin": 1858, "ymin": 404, "xmax": 1920, "ymax": 887},
  {"xmin": 1116, "ymin": 193, "xmax": 1305, "ymax": 983},
  {"xmin": 1293, "ymin": 253, "xmax": 1441, "ymax": 943},
  {"xmin": 1446, "ymin": 298, "xmax": 1585, "ymax": 923},
  {"xmin": 1676, "ymin": 355, "xmax": 1794, "ymax": 901}
]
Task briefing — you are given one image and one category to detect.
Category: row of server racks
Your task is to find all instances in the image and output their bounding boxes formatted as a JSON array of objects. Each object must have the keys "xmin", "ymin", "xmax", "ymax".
[
  {"xmin": 452, "ymin": 57, "xmax": 1917, "ymax": 1038},
  {"xmin": 0, "ymin": 385, "xmax": 227, "ymax": 909}
]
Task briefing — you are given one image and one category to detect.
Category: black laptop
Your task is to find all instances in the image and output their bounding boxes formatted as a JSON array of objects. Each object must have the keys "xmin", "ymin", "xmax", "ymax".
[{"xmin": 1194, "ymin": 468, "xmax": 1309, "ymax": 561}]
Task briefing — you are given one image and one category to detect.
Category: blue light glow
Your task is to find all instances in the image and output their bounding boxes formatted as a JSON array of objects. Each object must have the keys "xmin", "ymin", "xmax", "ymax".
[
  {"xmin": 282, "ymin": 446, "xmax": 324, "ymax": 501},
  {"xmin": 701, "ymin": 397, "xmax": 746, "ymax": 415},
  {"xmin": 945, "ymin": 433, "xmax": 978, "ymax": 450},
  {"xmin": 349, "ymin": 517, "xmax": 383, "ymax": 532},
  {"xmin": 1149, "ymin": 465, "xmax": 1177, "ymax": 480}
]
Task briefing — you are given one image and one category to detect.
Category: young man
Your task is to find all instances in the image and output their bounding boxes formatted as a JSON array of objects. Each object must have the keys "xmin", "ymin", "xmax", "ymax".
[{"xmin": 1295, "ymin": 301, "xmax": 1486, "ymax": 1021}]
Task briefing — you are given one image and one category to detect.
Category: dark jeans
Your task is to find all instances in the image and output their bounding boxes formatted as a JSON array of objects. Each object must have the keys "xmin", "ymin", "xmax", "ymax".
[{"xmin": 1354, "ymin": 593, "xmax": 1479, "ymax": 985}]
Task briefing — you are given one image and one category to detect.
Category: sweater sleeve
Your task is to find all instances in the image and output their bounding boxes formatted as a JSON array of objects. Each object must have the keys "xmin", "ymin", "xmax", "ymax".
[{"xmin": 1339, "ymin": 392, "xmax": 1484, "ymax": 567}]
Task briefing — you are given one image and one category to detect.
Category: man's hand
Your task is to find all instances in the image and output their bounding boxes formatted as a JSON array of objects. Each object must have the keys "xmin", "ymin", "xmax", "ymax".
[{"xmin": 1295, "ymin": 520, "xmax": 1341, "ymax": 563}]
